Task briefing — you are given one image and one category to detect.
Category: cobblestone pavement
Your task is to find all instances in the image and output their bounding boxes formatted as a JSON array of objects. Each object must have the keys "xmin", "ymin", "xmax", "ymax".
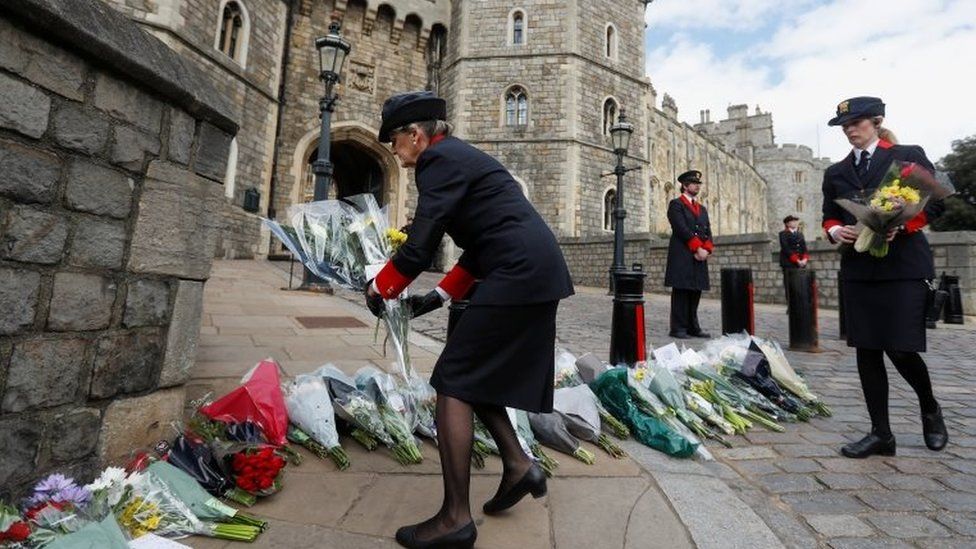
[{"xmin": 384, "ymin": 272, "xmax": 976, "ymax": 549}]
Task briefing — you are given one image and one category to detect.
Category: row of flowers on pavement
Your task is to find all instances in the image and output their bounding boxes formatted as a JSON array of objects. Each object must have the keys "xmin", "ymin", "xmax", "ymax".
[{"xmin": 1, "ymin": 330, "xmax": 830, "ymax": 547}]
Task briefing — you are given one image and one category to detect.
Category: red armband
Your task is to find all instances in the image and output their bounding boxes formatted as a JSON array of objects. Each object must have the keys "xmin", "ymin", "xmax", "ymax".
[
  {"xmin": 702, "ymin": 240, "xmax": 714, "ymax": 253},
  {"xmin": 687, "ymin": 237, "xmax": 703, "ymax": 252},
  {"xmin": 374, "ymin": 261, "xmax": 412, "ymax": 299},
  {"xmin": 904, "ymin": 211, "xmax": 927, "ymax": 233},
  {"xmin": 437, "ymin": 264, "xmax": 476, "ymax": 300},
  {"xmin": 789, "ymin": 253, "xmax": 800, "ymax": 265}
]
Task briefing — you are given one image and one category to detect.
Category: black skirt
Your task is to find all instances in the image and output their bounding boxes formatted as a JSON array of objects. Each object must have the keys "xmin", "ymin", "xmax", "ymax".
[
  {"xmin": 429, "ymin": 301, "xmax": 559, "ymax": 413},
  {"xmin": 842, "ymin": 279, "xmax": 928, "ymax": 352}
]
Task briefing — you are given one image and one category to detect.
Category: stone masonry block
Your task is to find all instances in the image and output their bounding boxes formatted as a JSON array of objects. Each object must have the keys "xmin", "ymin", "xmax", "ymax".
[
  {"xmin": 89, "ymin": 330, "xmax": 163, "ymax": 399},
  {"xmin": 128, "ymin": 161, "xmax": 222, "ymax": 278},
  {"xmin": 0, "ymin": 72, "xmax": 51, "ymax": 139},
  {"xmin": 0, "ymin": 267, "xmax": 41, "ymax": 335},
  {"xmin": 193, "ymin": 122, "xmax": 232, "ymax": 182},
  {"xmin": 110, "ymin": 125, "xmax": 161, "ymax": 171},
  {"xmin": 98, "ymin": 387, "xmax": 184, "ymax": 465},
  {"xmin": 51, "ymin": 102, "xmax": 110, "ymax": 155},
  {"xmin": 65, "ymin": 160, "xmax": 133, "ymax": 219},
  {"xmin": 0, "ymin": 139, "xmax": 60, "ymax": 204},
  {"xmin": 159, "ymin": 280, "xmax": 203, "ymax": 387},
  {"xmin": 50, "ymin": 408, "xmax": 101, "ymax": 462},
  {"xmin": 168, "ymin": 108, "xmax": 195, "ymax": 165},
  {"xmin": 47, "ymin": 272, "xmax": 116, "ymax": 331},
  {"xmin": 67, "ymin": 216, "xmax": 126, "ymax": 269},
  {"xmin": 93, "ymin": 73, "xmax": 163, "ymax": 134},
  {"xmin": 1, "ymin": 205, "xmax": 69, "ymax": 264},
  {"xmin": 0, "ymin": 18, "xmax": 86, "ymax": 101},
  {"xmin": 123, "ymin": 278, "xmax": 171, "ymax": 327},
  {"xmin": 0, "ymin": 416, "xmax": 43, "ymax": 488},
  {"xmin": 2, "ymin": 337, "xmax": 89, "ymax": 412}
]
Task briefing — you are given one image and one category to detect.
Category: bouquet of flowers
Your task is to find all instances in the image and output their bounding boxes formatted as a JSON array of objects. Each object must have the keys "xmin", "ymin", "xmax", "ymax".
[
  {"xmin": 227, "ymin": 446, "xmax": 286, "ymax": 498},
  {"xmin": 113, "ymin": 473, "xmax": 205, "ymax": 540},
  {"xmin": 527, "ymin": 412, "xmax": 596, "ymax": 464},
  {"xmin": 319, "ymin": 366, "xmax": 405, "ymax": 460},
  {"xmin": 753, "ymin": 337, "xmax": 831, "ymax": 417},
  {"xmin": 285, "ymin": 373, "xmax": 351, "ymax": 470},
  {"xmin": 0, "ymin": 502, "xmax": 31, "ymax": 545},
  {"xmin": 164, "ymin": 435, "xmax": 254, "ymax": 506},
  {"xmin": 199, "ymin": 358, "xmax": 290, "ymax": 447},
  {"xmin": 266, "ymin": 194, "xmax": 416, "ymax": 381},
  {"xmin": 553, "ymin": 386, "xmax": 626, "ymax": 458},
  {"xmin": 835, "ymin": 161, "xmax": 955, "ymax": 258},
  {"xmin": 355, "ymin": 367, "xmax": 424, "ymax": 464},
  {"xmin": 554, "ymin": 349, "xmax": 630, "ymax": 439},
  {"xmin": 513, "ymin": 410, "xmax": 559, "ymax": 476}
]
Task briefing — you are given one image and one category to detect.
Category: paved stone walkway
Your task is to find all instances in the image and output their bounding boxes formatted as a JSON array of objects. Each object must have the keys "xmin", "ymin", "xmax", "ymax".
[
  {"xmin": 187, "ymin": 260, "xmax": 693, "ymax": 549},
  {"xmin": 396, "ymin": 272, "xmax": 976, "ymax": 549}
]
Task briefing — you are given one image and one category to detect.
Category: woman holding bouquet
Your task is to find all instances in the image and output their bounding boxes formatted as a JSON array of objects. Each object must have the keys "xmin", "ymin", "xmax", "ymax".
[
  {"xmin": 365, "ymin": 91, "xmax": 574, "ymax": 548},
  {"xmin": 821, "ymin": 96, "xmax": 948, "ymax": 458}
]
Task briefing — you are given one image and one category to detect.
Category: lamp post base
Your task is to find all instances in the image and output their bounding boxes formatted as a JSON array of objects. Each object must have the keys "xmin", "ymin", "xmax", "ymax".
[
  {"xmin": 297, "ymin": 267, "xmax": 335, "ymax": 294},
  {"xmin": 609, "ymin": 266, "xmax": 647, "ymax": 368}
]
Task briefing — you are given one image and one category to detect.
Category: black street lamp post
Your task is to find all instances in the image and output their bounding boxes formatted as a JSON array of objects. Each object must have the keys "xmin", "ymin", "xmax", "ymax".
[
  {"xmin": 300, "ymin": 21, "xmax": 351, "ymax": 291},
  {"xmin": 602, "ymin": 108, "xmax": 647, "ymax": 367}
]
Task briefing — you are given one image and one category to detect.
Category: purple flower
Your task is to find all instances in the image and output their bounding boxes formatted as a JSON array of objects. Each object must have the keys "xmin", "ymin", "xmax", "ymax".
[{"xmin": 26, "ymin": 473, "xmax": 91, "ymax": 508}]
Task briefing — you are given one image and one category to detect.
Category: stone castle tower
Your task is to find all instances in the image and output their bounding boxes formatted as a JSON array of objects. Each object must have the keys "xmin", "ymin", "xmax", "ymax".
[{"xmin": 441, "ymin": 0, "xmax": 652, "ymax": 237}]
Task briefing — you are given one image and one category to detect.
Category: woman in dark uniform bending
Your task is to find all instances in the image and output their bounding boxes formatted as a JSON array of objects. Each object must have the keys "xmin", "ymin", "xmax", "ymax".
[
  {"xmin": 821, "ymin": 96, "xmax": 948, "ymax": 458},
  {"xmin": 365, "ymin": 91, "xmax": 574, "ymax": 548}
]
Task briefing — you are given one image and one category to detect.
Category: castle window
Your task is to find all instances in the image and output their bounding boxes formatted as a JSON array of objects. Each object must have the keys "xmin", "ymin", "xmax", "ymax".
[
  {"xmin": 796, "ymin": 197, "xmax": 804, "ymax": 213},
  {"xmin": 794, "ymin": 170, "xmax": 803, "ymax": 183},
  {"xmin": 603, "ymin": 98, "xmax": 618, "ymax": 136},
  {"xmin": 603, "ymin": 189, "xmax": 616, "ymax": 231},
  {"xmin": 505, "ymin": 86, "xmax": 528, "ymax": 126},
  {"xmin": 216, "ymin": 0, "xmax": 250, "ymax": 66},
  {"xmin": 605, "ymin": 24, "xmax": 618, "ymax": 60},
  {"xmin": 510, "ymin": 9, "xmax": 526, "ymax": 45}
]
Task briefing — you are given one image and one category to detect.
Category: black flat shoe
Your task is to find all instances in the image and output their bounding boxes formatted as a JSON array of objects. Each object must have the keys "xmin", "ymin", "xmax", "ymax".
[
  {"xmin": 483, "ymin": 462, "xmax": 547, "ymax": 515},
  {"xmin": 669, "ymin": 331, "xmax": 690, "ymax": 339},
  {"xmin": 689, "ymin": 331, "xmax": 711, "ymax": 338},
  {"xmin": 395, "ymin": 521, "xmax": 476, "ymax": 549},
  {"xmin": 841, "ymin": 432, "xmax": 896, "ymax": 458},
  {"xmin": 922, "ymin": 405, "xmax": 948, "ymax": 451}
]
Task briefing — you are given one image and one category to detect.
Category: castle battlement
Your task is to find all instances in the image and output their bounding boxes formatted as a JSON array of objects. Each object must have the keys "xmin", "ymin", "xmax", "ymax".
[
  {"xmin": 754, "ymin": 143, "xmax": 816, "ymax": 163},
  {"xmin": 327, "ymin": 0, "xmax": 450, "ymax": 49}
]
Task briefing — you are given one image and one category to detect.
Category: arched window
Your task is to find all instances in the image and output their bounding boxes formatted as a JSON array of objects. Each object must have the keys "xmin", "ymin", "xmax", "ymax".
[
  {"xmin": 796, "ymin": 197, "xmax": 804, "ymax": 213},
  {"xmin": 511, "ymin": 10, "xmax": 525, "ymax": 45},
  {"xmin": 605, "ymin": 24, "xmax": 618, "ymax": 60},
  {"xmin": 216, "ymin": 1, "xmax": 249, "ymax": 66},
  {"xmin": 505, "ymin": 86, "xmax": 528, "ymax": 126},
  {"xmin": 604, "ymin": 189, "xmax": 616, "ymax": 231},
  {"xmin": 603, "ymin": 98, "xmax": 618, "ymax": 136}
]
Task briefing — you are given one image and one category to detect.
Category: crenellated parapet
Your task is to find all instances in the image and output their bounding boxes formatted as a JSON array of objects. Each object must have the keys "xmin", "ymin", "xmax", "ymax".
[
  {"xmin": 754, "ymin": 143, "xmax": 818, "ymax": 164},
  {"xmin": 323, "ymin": 0, "xmax": 450, "ymax": 52}
]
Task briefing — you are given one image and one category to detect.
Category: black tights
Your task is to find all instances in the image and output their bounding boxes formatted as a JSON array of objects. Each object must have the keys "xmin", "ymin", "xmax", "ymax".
[
  {"xmin": 856, "ymin": 348, "xmax": 938, "ymax": 436},
  {"xmin": 411, "ymin": 395, "xmax": 530, "ymax": 541}
]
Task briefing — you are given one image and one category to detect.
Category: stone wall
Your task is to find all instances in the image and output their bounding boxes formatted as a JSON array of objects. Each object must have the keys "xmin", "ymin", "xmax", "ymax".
[
  {"xmin": 560, "ymin": 231, "xmax": 976, "ymax": 314},
  {"xmin": 0, "ymin": 0, "xmax": 237, "ymax": 498}
]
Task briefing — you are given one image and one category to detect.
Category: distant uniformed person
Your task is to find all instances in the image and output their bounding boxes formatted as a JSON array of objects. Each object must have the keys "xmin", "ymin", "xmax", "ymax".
[
  {"xmin": 364, "ymin": 91, "xmax": 574, "ymax": 548},
  {"xmin": 779, "ymin": 215, "xmax": 809, "ymax": 303},
  {"xmin": 821, "ymin": 96, "xmax": 948, "ymax": 458},
  {"xmin": 664, "ymin": 169, "xmax": 713, "ymax": 339}
]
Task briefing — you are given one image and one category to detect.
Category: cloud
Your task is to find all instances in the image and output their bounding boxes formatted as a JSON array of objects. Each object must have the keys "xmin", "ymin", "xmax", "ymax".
[
  {"xmin": 645, "ymin": 0, "xmax": 811, "ymax": 32},
  {"xmin": 645, "ymin": 0, "xmax": 976, "ymax": 161}
]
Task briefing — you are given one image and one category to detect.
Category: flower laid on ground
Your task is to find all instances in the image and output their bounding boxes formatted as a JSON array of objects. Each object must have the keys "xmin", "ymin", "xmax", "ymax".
[
  {"xmin": 285, "ymin": 373, "xmax": 351, "ymax": 470},
  {"xmin": 753, "ymin": 337, "xmax": 831, "ymax": 417},
  {"xmin": 0, "ymin": 503, "xmax": 30, "ymax": 543},
  {"xmin": 527, "ymin": 412, "xmax": 596, "ymax": 464},
  {"xmin": 554, "ymin": 349, "xmax": 630, "ymax": 439},
  {"xmin": 165, "ymin": 435, "xmax": 255, "ymax": 507},
  {"xmin": 514, "ymin": 410, "xmax": 559, "ymax": 476},
  {"xmin": 25, "ymin": 474, "xmax": 91, "ymax": 509},
  {"xmin": 229, "ymin": 447, "xmax": 285, "ymax": 496}
]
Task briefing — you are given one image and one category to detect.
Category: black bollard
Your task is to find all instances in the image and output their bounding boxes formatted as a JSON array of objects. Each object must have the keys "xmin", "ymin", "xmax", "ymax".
[
  {"xmin": 925, "ymin": 276, "xmax": 948, "ymax": 329},
  {"xmin": 446, "ymin": 281, "xmax": 480, "ymax": 337},
  {"xmin": 721, "ymin": 268, "xmax": 754, "ymax": 335},
  {"xmin": 943, "ymin": 274, "xmax": 965, "ymax": 324},
  {"xmin": 786, "ymin": 269, "xmax": 819, "ymax": 352},
  {"xmin": 609, "ymin": 264, "xmax": 647, "ymax": 367},
  {"xmin": 837, "ymin": 272, "xmax": 846, "ymax": 339}
]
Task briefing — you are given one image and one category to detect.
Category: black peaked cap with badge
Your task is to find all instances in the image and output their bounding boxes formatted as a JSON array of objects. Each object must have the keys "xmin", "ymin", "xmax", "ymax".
[
  {"xmin": 378, "ymin": 91, "xmax": 447, "ymax": 143},
  {"xmin": 677, "ymin": 170, "xmax": 702, "ymax": 184},
  {"xmin": 828, "ymin": 96, "xmax": 885, "ymax": 126}
]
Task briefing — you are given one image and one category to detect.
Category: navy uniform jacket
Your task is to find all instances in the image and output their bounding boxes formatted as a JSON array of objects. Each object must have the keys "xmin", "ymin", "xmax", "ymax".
[
  {"xmin": 778, "ymin": 230, "xmax": 808, "ymax": 269},
  {"xmin": 664, "ymin": 196, "xmax": 712, "ymax": 291},
  {"xmin": 376, "ymin": 136, "xmax": 574, "ymax": 305},
  {"xmin": 821, "ymin": 141, "xmax": 944, "ymax": 281}
]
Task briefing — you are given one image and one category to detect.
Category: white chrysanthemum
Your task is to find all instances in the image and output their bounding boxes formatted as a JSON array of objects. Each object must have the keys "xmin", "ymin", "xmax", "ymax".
[{"xmin": 85, "ymin": 466, "xmax": 129, "ymax": 506}]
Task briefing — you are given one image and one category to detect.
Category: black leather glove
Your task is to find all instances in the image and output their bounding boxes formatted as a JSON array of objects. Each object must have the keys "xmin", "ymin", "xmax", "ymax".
[
  {"xmin": 405, "ymin": 290, "xmax": 445, "ymax": 319},
  {"xmin": 364, "ymin": 283, "xmax": 384, "ymax": 318}
]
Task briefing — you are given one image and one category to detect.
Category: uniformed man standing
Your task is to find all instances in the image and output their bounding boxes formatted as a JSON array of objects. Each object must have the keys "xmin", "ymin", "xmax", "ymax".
[
  {"xmin": 665, "ymin": 170, "xmax": 713, "ymax": 339},
  {"xmin": 779, "ymin": 215, "xmax": 809, "ymax": 303}
]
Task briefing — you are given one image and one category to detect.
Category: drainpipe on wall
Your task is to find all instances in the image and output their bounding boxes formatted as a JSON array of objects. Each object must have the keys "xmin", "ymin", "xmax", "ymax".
[{"xmin": 266, "ymin": 0, "xmax": 296, "ymax": 229}]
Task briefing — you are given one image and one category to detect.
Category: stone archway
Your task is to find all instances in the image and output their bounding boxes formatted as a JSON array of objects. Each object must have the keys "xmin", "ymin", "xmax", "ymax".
[{"xmin": 289, "ymin": 122, "xmax": 406, "ymax": 223}]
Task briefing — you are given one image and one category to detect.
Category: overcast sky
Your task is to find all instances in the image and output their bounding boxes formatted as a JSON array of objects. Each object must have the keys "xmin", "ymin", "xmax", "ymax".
[{"xmin": 644, "ymin": 0, "xmax": 975, "ymax": 163}]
